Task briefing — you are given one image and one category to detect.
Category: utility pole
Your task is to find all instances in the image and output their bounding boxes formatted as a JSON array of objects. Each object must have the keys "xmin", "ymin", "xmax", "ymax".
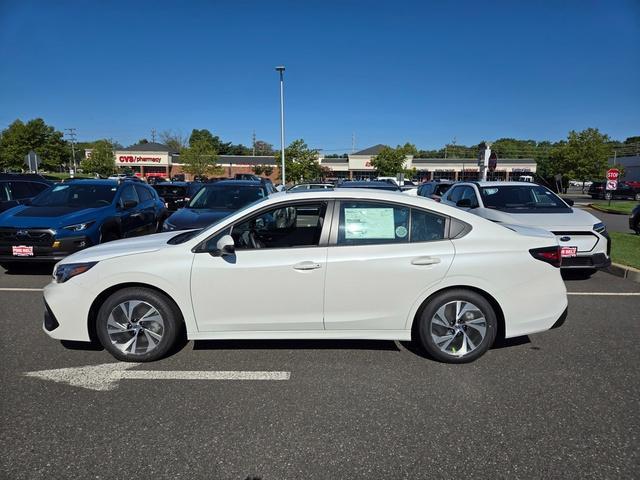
[
  {"xmin": 151, "ymin": 129, "xmax": 157, "ymax": 143},
  {"xmin": 64, "ymin": 128, "xmax": 78, "ymax": 173},
  {"xmin": 252, "ymin": 130, "xmax": 256, "ymax": 156},
  {"xmin": 275, "ymin": 66, "xmax": 286, "ymax": 185}
]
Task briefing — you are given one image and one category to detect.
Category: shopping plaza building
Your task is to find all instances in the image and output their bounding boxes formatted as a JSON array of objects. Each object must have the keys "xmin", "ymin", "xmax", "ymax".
[
  {"xmin": 320, "ymin": 144, "xmax": 537, "ymax": 181},
  {"xmin": 97, "ymin": 142, "xmax": 537, "ymax": 182}
]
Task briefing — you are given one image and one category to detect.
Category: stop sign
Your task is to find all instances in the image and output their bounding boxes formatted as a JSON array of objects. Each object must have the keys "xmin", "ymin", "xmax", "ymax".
[{"xmin": 607, "ymin": 168, "xmax": 619, "ymax": 181}]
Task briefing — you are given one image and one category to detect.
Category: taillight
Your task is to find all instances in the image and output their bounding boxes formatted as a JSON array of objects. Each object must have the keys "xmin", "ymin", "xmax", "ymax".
[{"xmin": 529, "ymin": 246, "xmax": 562, "ymax": 268}]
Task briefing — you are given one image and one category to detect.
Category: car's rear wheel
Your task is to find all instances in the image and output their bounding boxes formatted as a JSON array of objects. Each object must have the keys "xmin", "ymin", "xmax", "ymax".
[
  {"xmin": 417, "ymin": 289, "xmax": 497, "ymax": 363},
  {"xmin": 96, "ymin": 287, "xmax": 183, "ymax": 362}
]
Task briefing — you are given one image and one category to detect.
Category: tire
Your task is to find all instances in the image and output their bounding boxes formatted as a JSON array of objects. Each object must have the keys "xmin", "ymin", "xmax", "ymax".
[
  {"xmin": 417, "ymin": 289, "xmax": 497, "ymax": 363},
  {"xmin": 95, "ymin": 287, "xmax": 183, "ymax": 362},
  {"xmin": 100, "ymin": 229, "xmax": 120, "ymax": 243}
]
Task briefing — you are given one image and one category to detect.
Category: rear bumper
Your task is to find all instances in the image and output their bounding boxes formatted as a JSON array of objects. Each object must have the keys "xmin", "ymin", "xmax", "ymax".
[{"xmin": 561, "ymin": 253, "xmax": 611, "ymax": 269}]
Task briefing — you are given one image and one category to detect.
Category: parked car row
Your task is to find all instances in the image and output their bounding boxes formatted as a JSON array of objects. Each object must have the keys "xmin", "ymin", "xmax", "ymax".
[{"xmin": 588, "ymin": 181, "xmax": 640, "ymax": 200}]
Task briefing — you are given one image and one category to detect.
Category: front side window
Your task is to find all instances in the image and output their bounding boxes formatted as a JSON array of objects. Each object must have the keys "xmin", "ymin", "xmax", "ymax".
[
  {"xmin": 446, "ymin": 187, "xmax": 463, "ymax": 203},
  {"xmin": 338, "ymin": 201, "xmax": 409, "ymax": 246},
  {"xmin": 119, "ymin": 185, "xmax": 139, "ymax": 206},
  {"xmin": 232, "ymin": 202, "xmax": 327, "ymax": 250},
  {"xmin": 459, "ymin": 186, "xmax": 479, "ymax": 207},
  {"xmin": 135, "ymin": 185, "xmax": 153, "ymax": 202},
  {"xmin": 0, "ymin": 182, "xmax": 10, "ymax": 202}
]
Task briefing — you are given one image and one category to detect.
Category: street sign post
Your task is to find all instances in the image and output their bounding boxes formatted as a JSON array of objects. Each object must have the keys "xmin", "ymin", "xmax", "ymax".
[
  {"xmin": 606, "ymin": 169, "xmax": 620, "ymax": 206},
  {"xmin": 24, "ymin": 150, "xmax": 41, "ymax": 173}
]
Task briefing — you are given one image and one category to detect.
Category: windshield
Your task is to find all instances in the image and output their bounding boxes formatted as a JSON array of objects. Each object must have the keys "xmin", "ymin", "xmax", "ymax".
[
  {"xmin": 480, "ymin": 185, "xmax": 571, "ymax": 213},
  {"xmin": 188, "ymin": 185, "xmax": 265, "ymax": 210},
  {"xmin": 32, "ymin": 184, "xmax": 116, "ymax": 208}
]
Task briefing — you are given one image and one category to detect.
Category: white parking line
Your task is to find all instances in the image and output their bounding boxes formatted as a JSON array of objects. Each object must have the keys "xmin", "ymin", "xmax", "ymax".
[
  {"xmin": 567, "ymin": 292, "xmax": 640, "ymax": 296},
  {"xmin": 0, "ymin": 287, "xmax": 44, "ymax": 292}
]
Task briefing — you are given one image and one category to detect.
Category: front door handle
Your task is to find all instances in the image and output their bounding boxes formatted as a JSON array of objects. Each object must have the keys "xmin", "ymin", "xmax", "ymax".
[
  {"xmin": 411, "ymin": 256, "xmax": 441, "ymax": 266},
  {"xmin": 293, "ymin": 261, "xmax": 322, "ymax": 271}
]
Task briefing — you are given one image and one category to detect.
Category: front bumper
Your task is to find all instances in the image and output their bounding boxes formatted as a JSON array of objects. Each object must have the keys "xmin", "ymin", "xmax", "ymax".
[{"xmin": 0, "ymin": 234, "xmax": 93, "ymax": 262}]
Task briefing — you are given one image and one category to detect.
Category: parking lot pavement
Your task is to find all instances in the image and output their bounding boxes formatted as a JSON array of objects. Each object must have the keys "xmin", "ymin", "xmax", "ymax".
[{"xmin": 1, "ymin": 268, "xmax": 638, "ymax": 479}]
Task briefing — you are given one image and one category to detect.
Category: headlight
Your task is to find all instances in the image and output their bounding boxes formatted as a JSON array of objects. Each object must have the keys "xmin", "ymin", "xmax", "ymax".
[
  {"xmin": 593, "ymin": 222, "xmax": 606, "ymax": 233},
  {"xmin": 53, "ymin": 262, "xmax": 98, "ymax": 283},
  {"xmin": 63, "ymin": 221, "xmax": 96, "ymax": 231}
]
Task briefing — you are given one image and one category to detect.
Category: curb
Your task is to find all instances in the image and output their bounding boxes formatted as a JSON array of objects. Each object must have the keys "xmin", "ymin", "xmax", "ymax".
[
  {"xmin": 588, "ymin": 204, "xmax": 629, "ymax": 215},
  {"xmin": 605, "ymin": 263, "xmax": 640, "ymax": 284}
]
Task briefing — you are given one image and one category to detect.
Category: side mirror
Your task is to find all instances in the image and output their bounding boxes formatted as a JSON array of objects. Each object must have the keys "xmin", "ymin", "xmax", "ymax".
[
  {"xmin": 456, "ymin": 198, "xmax": 472, "ymax": 208},
  {"xmin": 122, "ymin": 199, "xmax": 138, "ymax": 210},
  {"xmin": 211, "ymin": 234, "xmax": 235, "ymax": 257}
]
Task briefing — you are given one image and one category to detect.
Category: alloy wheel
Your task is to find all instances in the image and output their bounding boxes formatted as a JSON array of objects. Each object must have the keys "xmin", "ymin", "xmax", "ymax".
[
  {"xmin": 106, "ymin": 300, "xmax": 165, "ymax": 355},
  {"xmin": 430, "ymin": 300, "xmax": 487, "ymax": 357}
]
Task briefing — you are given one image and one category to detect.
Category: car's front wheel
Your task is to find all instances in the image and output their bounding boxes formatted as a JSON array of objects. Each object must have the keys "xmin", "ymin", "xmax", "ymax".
[
  {"xmin": 417, "ymin": 289, "xmax": 497, "ymax": 363},
  {"xmin": 96, "ymin": 287, "xmax": 183, "ymax": 362}
]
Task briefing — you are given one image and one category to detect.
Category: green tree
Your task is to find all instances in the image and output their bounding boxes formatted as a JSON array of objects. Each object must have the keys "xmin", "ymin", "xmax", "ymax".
[
  {"xmin": 159, "ymin": 130, "xmax": 187, "ymax": 153},
  {"xmin": 254, "ymin": 140, "xmax": 274, "ymax": 155},
  {"xmin": 81, "ymin": 140, "xmax": 115, "ymax": 177},
  {"xmin": 0, "ymin": 118, "xmax": 68, "ymax": 171},
  {"xmin": 275, "ymin": 139, "xmax": 321, "ymax": 183},
  {"xmin": 370, "ymin": 146, "xmax": 407, "ymax": 176},
  {"xmin": 180, "ymin": 139, "xmax": 221, "ymax": 178}
]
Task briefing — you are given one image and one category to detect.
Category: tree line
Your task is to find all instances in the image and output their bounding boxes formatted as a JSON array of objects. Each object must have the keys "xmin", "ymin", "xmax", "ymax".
[{"xmin": 0, "ymin": 117, "xmax": 637, "ymax": 182}]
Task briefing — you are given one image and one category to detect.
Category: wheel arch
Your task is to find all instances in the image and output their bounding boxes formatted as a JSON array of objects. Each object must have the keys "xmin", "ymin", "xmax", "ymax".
[
  {"xmin": 410, "ymin": 285, "xmax": 505, "ymax": 343},
  {"xmin": 87, "ymin": 282, "xmax": 186, "ymax": 343},
  {"xmin": 99, "ymin": 217, "xmax": 122, "ymax": 237}
]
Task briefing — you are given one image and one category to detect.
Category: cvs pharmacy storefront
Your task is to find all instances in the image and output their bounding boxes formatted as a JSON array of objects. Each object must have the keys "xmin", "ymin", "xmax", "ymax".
[{"xmin": 114, "ymin": 142, "xmax": 178, "ymax": 179}]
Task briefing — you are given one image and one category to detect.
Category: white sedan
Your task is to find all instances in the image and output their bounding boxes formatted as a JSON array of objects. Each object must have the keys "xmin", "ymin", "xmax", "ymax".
[
  {"xmin": 439, "ymin": 182, "xmax": 610, "ymax": 271},
  {"xmin": 43, "ymin": 189, "xmax": 568, "ymax": 363}
]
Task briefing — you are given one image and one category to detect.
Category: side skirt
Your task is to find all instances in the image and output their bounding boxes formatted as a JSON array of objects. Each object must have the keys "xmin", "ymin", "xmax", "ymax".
[{"xmin": 187, "ymin": 329, "xmax": 412, "ymax": 341}]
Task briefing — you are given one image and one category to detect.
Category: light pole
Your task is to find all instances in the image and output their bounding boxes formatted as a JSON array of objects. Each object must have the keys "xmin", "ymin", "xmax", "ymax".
[{"xmin": 275, "ymin": 65, "xmax": 286, "ymax": 186}]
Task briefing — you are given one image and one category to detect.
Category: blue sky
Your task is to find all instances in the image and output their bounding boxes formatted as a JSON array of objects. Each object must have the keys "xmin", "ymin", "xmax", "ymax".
[{"xmin": 1, "ymin": 0, "xmax": 638, "ymax": 152}]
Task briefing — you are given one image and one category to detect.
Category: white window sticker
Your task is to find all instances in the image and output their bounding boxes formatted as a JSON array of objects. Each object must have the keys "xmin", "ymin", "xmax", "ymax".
[{"xmin": 344, "ymin": 208, "xmax": 395, "ymax": 239}]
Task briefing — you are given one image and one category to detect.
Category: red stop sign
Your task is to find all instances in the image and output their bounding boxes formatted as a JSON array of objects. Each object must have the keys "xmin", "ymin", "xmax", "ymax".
[{"xmin": 607, "ymin": 169, "xmax": 619, "ymax": 180}]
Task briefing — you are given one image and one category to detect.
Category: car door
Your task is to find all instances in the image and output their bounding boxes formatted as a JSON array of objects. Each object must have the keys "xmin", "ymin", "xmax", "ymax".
[
  {"xmin": 135, "ymin": 185, "xmax": 158, "ymax": 233},
  {"xmin": 323, "ymin": 200, "xmax": 455, "ymax": 331},
  {"xmin": 117, "ymin": 185, "xmax": 144, "ymax": 237},
  {"xmin": 190, "ymin": 200, "xmax": 331, "ymax": 332}
]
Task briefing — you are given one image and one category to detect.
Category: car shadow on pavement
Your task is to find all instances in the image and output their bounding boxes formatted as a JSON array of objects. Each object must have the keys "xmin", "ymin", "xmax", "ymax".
[
  {"xmin": 561, "ymin": 269, "xmax": 597, "ymax": 281},
  {"xmin": 193, "ymin": 339, "xmax": 400, "ymax": 352},
  {"xmin": 400, "ymin": 335, "xmax": 531, "ymax": 361}
]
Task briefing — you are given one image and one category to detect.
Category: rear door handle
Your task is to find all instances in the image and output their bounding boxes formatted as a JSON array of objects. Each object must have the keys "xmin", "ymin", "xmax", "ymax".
[
  {"xmin": 293, "ymin": 261, "xmax": 322, "ymax": 271},
  {"xmin": 411, "ymin": 256, "xmax": 441, "ymax": 266}
]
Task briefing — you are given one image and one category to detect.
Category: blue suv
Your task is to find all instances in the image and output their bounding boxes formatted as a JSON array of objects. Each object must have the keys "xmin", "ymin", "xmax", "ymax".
[{"xmin": 0, "ymin": 179, "xmax": 167, "ymax": 270}]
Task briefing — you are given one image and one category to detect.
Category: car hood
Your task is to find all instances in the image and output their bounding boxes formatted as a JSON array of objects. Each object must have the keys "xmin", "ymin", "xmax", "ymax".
[
  {"xmin": 167, "ymin": 208, "xmax": 232, "ymax": 230},
  {"xmin": 61, "ymin": 231, "xmax": 179, "ymax": 263},
  {"xmin": 473, "ymin": 207, "xmax": 599, "ymax": 230},
  {"xmin": 0, "ymin": 205, "xmax": 110, "ymax": 229}
]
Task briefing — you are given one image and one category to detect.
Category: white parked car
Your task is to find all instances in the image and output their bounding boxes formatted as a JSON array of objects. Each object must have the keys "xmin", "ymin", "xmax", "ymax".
[
  {"xmin": 440, "ymin": 182, "xmax": 610, "ymax": 271},
  {"xmin": 43, "ymin": 189, "xmax": 568, "ymax": 363}
]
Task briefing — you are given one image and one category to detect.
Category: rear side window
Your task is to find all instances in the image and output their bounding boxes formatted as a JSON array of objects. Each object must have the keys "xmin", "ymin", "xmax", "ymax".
[
  {"xmin": 435, "ymin": 184, "xmax": 452, "ymax": 196},
  {"xmin": 135, "ymin": 185, "xmax": 153, "ymax": 202},
  {"xmin": 411, "ymin": 209, "xmax": 446, "ymax": 242},
  {"xmin": 338, "ymin": 201, "xmax": 409, "ymax": 246}
]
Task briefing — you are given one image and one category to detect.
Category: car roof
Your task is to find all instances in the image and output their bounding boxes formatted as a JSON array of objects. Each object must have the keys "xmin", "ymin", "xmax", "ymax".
[
  {"xmin": 457, "ymin": 181, "xmax": 542, "ymax": 187},
  {"xmin": 62, "ymin": 179, "xmax": 128, "ymax": 186},
  {"xmin": 338, "ymin": 181, "xmax": 399, "ymax": 187},
  {"xmin": 152, "ymin": 181, "xmax": 190, "ymax": 186}
]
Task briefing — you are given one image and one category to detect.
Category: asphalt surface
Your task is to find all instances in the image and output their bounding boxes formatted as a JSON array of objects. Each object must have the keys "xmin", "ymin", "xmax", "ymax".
[{"xmin": 1, "ymin": 268, "xmax": 639, "ymax": 479}]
